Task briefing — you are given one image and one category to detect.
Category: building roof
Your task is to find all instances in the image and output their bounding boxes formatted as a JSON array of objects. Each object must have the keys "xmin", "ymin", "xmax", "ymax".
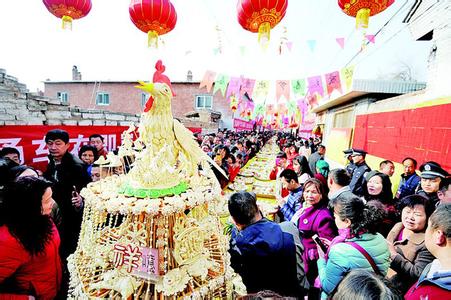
[
  {"xmin": 403, "ymin": 0, "xmax": 422, "ymax": 23},
  {"xmin": 311, "ymin": 79, "xmax": 426, "ymax": 113}
]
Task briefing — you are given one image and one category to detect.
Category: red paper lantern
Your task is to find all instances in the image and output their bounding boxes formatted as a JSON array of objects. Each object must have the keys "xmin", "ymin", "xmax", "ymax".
[
  {"xmin": 338, "ymin": 0, "xmax": 394, "ymax": 29},
  {"xmin": 43, "ymin": 0, "xmax": 92, "ymax": 30},
  {"xmin": 237, "ymin": 0, "xmax": 288, "ymax": 46},
  {"xmin": 129, "ymin": 0, "xmax": 177, "ymax": 47}
]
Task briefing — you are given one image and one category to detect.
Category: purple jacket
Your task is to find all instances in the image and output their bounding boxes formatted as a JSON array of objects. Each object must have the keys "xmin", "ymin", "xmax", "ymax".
[{"xmin": 297, "ymin": 203, "xmax": 337, "ymax": 276}]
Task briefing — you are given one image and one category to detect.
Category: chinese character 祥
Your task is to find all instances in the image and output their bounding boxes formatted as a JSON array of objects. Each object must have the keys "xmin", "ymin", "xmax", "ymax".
[
  {"xmin": 113, "ymin": 244, "xmax": 142, "ymax": 273},
  {"xmin": 113, "ymin": 244, "xmax": 127, "ymax": 268}
]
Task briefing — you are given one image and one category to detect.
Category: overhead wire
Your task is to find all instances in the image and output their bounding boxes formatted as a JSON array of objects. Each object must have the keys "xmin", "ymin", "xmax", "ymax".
[{"xmin": 343, "ymin": 0, "xmax": 411, "ymax": 67}]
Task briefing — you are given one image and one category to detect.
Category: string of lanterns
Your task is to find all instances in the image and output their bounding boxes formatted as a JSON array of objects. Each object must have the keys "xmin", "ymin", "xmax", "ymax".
[{"xmin": 42, "ymin": 0, "xmax": 394, "ymax": 47}]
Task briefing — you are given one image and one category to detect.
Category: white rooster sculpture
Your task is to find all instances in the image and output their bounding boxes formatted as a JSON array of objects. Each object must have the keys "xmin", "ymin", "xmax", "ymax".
[{"xmin": 126, "ymin": 60, "xmax": 226, "ymax": 191}]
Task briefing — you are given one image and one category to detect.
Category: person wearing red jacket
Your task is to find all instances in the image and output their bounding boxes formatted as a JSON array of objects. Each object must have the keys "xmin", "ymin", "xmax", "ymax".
[
  {"xmin": 0, "ymin": 177, "xmax": 62, "ymax": 299},
  {"xmin": 270, "ymin": 152, "xmax": 293, "ymax": 198},
  {"xmin": 405, "ymin": 204, "xmax": 451, "ymax": 299},
  {"xmin": 227, "ymin": 154, "xmax": 241, "ymax": 183}
]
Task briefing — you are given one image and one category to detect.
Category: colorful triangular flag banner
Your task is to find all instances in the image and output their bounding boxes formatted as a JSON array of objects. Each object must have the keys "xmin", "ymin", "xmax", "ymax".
[
  {"xmin": 276, "ymin": 80, "xmax": 290, "ymax": 103},
  {"xmin": 307, "ymin": 40, "xmax": 317, "ymax": 52},
  {"xmin": 240, "ymin": 78, "xmax": 256, "ymax": 98},
  {"xmin": 336, "ymin": 37, "xmax": 345, "ymax": 49},
  {"xmin": 366, "ymin": 34, "xmax": 375, "ymax": 44},
  {"xmin": 213, "ymin": 74, "xmax": 229, "ymax": 97},
  {"xmin": 291, "ymin": 79, "xmax": 307, "ymax": 98},
  {"xmin": 254, "ymin": 80, "xmax": 270, "ymax": 101},
  {"xmin": 325, "ymin": 71, "xmax": 343, "ymax": 95},
  {"xmin": 307, "ymin": 75, "xmax": 324, "ymax": 99},
  {"xmin": 341, "ymin": 66, "xmax": 355, "ymax": 91},
  {"xmin": 226, "ymin": 77, "xmax": 242, "ymax": 99},
  {"xmin": 199, "ymin": 70, "xmax": 216, "ymax": 92}
]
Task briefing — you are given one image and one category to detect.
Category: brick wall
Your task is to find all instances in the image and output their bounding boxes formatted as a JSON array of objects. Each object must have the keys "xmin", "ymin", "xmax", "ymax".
[
  {"xmin": 0, "ymin": 70, "xmax": 139, "ymax": 126},
  {"xmin": 44, "ymin": 81, "xmax": 234, "ymax": 128},
  {"xmin": 0, "ymin": 68, "xmax": 220, "ymax": 132}
]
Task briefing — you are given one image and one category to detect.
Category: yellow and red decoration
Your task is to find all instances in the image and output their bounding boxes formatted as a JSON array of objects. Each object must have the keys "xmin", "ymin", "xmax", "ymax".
[
  {"xmin": 237, "ymin": 0, "xmax": 288, "ymax": 47},
  {"xmin": 129, "ymin": 0, "xmax": 177, "ymax": 47},
  {"xmin": 43, "ymin": 0, "xmax": 92, "ymax": 30},
  {"xmin": 230, "ymin": 95, "xmax": 238, "ymax": 112},
  {"xmin": 338, "ymin": 0, "xmax": 394, "ymax": 29}
]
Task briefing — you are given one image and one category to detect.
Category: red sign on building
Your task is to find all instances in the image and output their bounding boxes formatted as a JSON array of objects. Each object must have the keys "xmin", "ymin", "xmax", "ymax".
[{"xmin": 233, "ymin": 118, "xmax": 254, "ymax": 131}]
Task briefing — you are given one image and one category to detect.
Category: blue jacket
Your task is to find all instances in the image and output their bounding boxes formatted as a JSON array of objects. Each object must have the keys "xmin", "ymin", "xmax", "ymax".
[
  {"xmin": 405, "ymin": 260, "xmax": 451, "ymax": 299},
  {"xmin": 349, "ymin": 162, "xmax": 371, "ymax": 196},
  {"xmin": 229, "ymin": 218, "xmax": 304, "ymax": 297},
  {"xmin": 396, "ymin": 173, "xmax": 420, "ymax": 199},
  {"xmin": 317, "ymin": 232, "xmax": 390, "ymax": 297},
  {"xmin": 280, "ymin": 186, "xmax": 302, "ymax": 221}
]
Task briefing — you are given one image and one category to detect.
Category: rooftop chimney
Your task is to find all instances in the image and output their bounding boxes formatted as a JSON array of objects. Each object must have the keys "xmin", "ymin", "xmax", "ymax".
[
  {"xmin": 187, "ymin": 70, "xmax": 193, "ymax": 82},
  {"xmin": 72, "ymin": 65, "xmax": 82, "ymax": 81}
]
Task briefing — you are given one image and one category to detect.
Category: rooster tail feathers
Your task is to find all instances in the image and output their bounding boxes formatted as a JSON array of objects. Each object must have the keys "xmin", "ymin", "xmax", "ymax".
[{"xmin": 173, "ymin": 120, "xmax": 228, "ymax": 179}]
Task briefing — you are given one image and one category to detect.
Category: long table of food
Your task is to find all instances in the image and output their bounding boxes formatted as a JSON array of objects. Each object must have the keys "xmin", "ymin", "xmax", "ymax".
[{"xmin": 223, "ymin": 139, "xmax": 280, "ymax": 219}]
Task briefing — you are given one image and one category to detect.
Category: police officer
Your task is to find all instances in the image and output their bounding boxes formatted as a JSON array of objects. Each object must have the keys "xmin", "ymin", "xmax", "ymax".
[
  {"xmin": 343, "ymin": 148, "xmax": 355, "ymax": 176},
  {"xmin": 349, "ymin": 149, "xmax": 371, "ymax": 197},
  {"xmin": 416, "ymin": 161, "xmax": 449, "ymax": 206}
]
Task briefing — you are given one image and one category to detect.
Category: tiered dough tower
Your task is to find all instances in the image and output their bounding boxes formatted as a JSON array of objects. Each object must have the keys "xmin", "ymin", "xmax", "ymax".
[{"xmin": 67, "ymin": 61, "xmax": 238, "ymax": 299}]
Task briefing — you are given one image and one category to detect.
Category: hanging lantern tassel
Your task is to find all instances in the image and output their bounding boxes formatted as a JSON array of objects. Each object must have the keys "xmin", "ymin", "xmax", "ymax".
[
  {"xmin": 61, "ymin": 15, "xmax": 73, "ymax": 30},
  {"xmin": 147, "ymin": 30, "xmax": 159, "ymax": 48},
  {"xmin": 355, "ymin": 8, "xmax": 370, "ymax": 29},
  {"xmin": 258, "ymin": 22, "xmax": 271, "ymax": 48}
]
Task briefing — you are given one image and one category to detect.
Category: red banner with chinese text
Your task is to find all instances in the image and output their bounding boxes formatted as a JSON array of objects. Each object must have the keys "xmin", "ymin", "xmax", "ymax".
[
  {"xmin": 233, "ymin": 119, "xmax": 254, "ymax": 132},
  {"xmin": 0, "ymin": 125, "xmax": 128, "ymax": 171},
  {"xmin": 0, "ymin": 125, "xmax": 203, "ymax": 171}
]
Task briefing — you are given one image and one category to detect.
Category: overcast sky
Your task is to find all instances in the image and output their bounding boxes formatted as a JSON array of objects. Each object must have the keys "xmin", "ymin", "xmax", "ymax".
[{"xmin": 0, "ymin": 0, "xmax": 431, "ymax": 93}]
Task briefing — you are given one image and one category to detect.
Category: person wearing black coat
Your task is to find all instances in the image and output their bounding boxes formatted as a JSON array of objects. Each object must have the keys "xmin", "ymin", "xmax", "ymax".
[
  {"xmin": 42, "ymin": 130, "xmax": 91, "ymax": 259},
  {"xmin": 349, "ymin": 149, "xmax": 371, "ymax": 197}
]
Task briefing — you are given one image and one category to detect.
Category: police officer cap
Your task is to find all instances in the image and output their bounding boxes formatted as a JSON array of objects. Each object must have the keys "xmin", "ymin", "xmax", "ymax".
[
  {"xmin": 420, "ymin": 161, "xmax": 449, "ymax": 179},
  {"xmin": 343, "ymin": 148, "xmax": 353, "ymax": 155},
  {"xmin": 351, "ymin": 148, "xmax": 367, "ymax": 156}
]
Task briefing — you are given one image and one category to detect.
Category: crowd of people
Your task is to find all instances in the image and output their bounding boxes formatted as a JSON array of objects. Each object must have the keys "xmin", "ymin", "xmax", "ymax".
[
  {"xmin": 226, "ymin": 132, "xmax": 451, "ymax": 299},
  {"xmin": 0, "ymin": 129, "xmax": 109, "ymax": 298},
  {"xmin": 0, "ymin": 128, "xmax": 450, "ymax": 299}
]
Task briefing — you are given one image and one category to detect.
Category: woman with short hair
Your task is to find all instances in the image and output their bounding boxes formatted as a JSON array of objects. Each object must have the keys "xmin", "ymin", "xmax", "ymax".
[
  {"xmin": 386, "ymin": 194, "xmax": 435, "ymax": 294},
  {"xmin": 78, "ymin": 144, "xmax": 99, "ymax": 176}
]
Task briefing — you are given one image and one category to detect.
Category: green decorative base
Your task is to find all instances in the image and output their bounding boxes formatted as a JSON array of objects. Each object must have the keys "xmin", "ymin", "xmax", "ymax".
[{"xmin": 119, "ymin": 181, "xmax": 188, "ymax": 199}]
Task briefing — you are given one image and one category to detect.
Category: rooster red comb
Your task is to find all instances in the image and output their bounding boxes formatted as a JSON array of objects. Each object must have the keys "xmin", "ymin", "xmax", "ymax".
[{"xmin": 153, "ymin": 60, "xmax": 175, "ymax": 96}]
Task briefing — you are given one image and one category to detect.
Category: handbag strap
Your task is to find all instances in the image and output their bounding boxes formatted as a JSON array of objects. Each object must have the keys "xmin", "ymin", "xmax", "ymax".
[{"xmin": 345, "ymin": 241, "xmax": 382, "ymax": 275}]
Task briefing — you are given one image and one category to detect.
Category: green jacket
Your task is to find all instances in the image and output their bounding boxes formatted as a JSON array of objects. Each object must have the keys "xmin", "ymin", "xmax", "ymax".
[{"xmin": 317, "ymin": 232, "xmax": 390, "ymax": 297}]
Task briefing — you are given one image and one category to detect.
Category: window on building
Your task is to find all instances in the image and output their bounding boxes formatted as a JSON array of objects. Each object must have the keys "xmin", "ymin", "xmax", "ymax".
[
  {"xmin": 333, "ymin": 108, "xmax": 354, "ymax": 128},
  {"xmin": 96, "ymin": 92, "xmax": 110, "ymax": 106},
  {"xmin": 195, "ymin": 95, "xmax": 213, "ymax": 109},
  {"xmin": 57, "ymin": 92, "xmax": 68, "ymax": 104},
  {"xmin": 141, "ymin": 93, "xmax": 149, "ymax": 107}
]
